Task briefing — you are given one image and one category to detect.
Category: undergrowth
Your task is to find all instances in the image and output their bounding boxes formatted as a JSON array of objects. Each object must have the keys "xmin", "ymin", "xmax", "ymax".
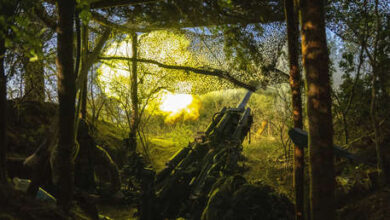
[{"xmin": 242, "ymin": 137, "xmax": 294, "ymax": 200}]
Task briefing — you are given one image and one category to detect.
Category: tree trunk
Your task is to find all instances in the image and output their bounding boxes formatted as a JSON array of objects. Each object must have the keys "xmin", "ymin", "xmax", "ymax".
[
  {"xmin": 285, "ymin": 0, "xmax": 304, "ymax": 219},
  {"xmin": 53, "ymin": 0, "xmax": 76, "ymax": 212},
  {"xmin": 0, "ymin": 0, "xmax": 19, "ymax": 185},
  {"xmin": 371, "ymin": 0, "xmax": 387, "ymax": 187},
  {"xmin": 129, "ymin": 33, "xmax": 139, "ymax": 151},
  {"xmin": 23, "ymin": 10, "xmax": 46, "ymax": 102},
  {"xmin": 371, "ymin": 66, "xmax": 386, "ymax": 186},
  {"xmin": 80, "ymin": 23, "xmax": 89, "ymax": 120},
  {"xmin": 23, "ymin": 56, "xmax": 45, "ymax": 102},
  {"xmin": 342, "ymin": 113, "xmax": 349, "ymax": 144},
  {"xmin": 341, "ymin": 44, "xmax": 364, "ymax": 145},
  {"xmin": 0, "ymin": 37, "xmax": 7, "ymax": 184},
  {"xmin": 299, "ymin": 0, "xmax": 335, "ymax": 219}
]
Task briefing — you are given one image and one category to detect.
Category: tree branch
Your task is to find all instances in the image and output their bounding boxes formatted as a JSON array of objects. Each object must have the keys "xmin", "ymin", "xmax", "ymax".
[
  {"xmin": 34, "ymin": 2, "xmax": 57, "ymax": 30},
  {"xmin": 271, "ymin": 68, "xmax": 290, "ymax": 80},
  {"xmin": 99, "ymin": 56, "xmax": 257, "ymax": 91},
  {"xmin": 76, "ymin": 28, "xmax": 112, "ymax": 91},
  {"xmin": 90, "ymin": 0, "xmax": 162, "ymax": 9},
  {"xmin": 343, "ymin": 44, "xmax": 365, "ymax": 116},
  {"xmin": 91, "ymin": 11, "xmax": 160, "ymax": 33}
]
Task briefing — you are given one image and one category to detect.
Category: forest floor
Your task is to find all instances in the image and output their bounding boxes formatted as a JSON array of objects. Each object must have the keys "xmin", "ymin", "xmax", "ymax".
[
  {"xmin": 338, "ymin": 187, "xmax": 390, "ymax": 219},
  {"xmin": 97, "ymin": 204, "xmax": 136, "ymax": 220},
  {"xmin": 0, "ymin": 184, "xmax": 92, "ymax": 220}
]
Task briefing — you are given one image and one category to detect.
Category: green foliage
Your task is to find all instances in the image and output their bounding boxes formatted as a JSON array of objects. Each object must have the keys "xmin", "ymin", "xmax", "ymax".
[
  {"xmin": 78, "ymin": 7, "xmax": 92, "ymax": 25},
  {"xmin": 329, "ymin": 0, "xmax": 390, "ymax": 144},
  {"xmin": 0, "ymin": 1, "xmax": 45, "ymax": 59},
  {"xmin": 333, "ymin": 73, "xmax": 372, "ymax": 143},
  {"xmin": 339, "ymin": 52, "xmax": 355, "ymax": 75},
  {"xmin": 336, "ymin": 164, "xmax": 373, "ymax": 195}
]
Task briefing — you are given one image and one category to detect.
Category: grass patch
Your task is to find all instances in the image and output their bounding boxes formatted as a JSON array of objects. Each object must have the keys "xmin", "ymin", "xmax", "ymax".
[{"xmin": 242, "ymin": 137, "xmax": 293, "ymax": 199}]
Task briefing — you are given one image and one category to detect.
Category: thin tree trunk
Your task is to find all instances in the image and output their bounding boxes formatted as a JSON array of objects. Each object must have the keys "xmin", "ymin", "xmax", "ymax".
[
  {"xmin": 81, "ymin": 23, "xmax": 89, "ymax": 120},
  {"xmin": 0, "ymin": 37, "xmax": 7, "ymax": 183},
  {"xmin": 371, "ymin": 0, "xmax": 387, "ymax": 187},
  {"xmin": 129, "ymin": 33, "xmax": 139, "ymax": 151},
  {"xmin": 371, "ymin": 66, "xmax": 386, "ymax": 186},
  {"xmin": 285, "ymin": 0, "xmax": 304, "ymax": 219},
  {"xmin": 342, "ymin": 113, "xmax": 349, "ymax": 144},
  {"xmin": 342, "ymin": 44, "xmax": 365, "ymax": 145},
  {"xmin": 299, "ymin": 0, "xmax": 335, "ymax": 219},
  {"xmin": 53, "ymin": 0, "xmax": 76, "ymax": 212}
]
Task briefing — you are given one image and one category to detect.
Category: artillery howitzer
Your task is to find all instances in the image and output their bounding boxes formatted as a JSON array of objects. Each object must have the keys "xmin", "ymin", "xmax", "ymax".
[{"xmin": 154, "ymin": 90, "xmax": 254, "ymax": 218}]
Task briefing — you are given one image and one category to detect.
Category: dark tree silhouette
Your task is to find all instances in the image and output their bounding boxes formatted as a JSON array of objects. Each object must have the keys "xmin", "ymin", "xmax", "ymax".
[
  {"xmin": 0, "ymin": 35, "xmax": 7, "ymax": 184},
  {"xmin": 0, "ymin": 0, "xmax": 18, "ymax": 185},
  {"xmin": 52, "ymin": 0, "xmax": 76, "ymax": 211}
]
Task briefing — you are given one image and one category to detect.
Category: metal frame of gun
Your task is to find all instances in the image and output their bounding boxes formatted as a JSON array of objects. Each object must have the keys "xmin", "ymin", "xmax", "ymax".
[{"xmin": 154, "ymin": 90, "xmax": 254, "ymax": 218}]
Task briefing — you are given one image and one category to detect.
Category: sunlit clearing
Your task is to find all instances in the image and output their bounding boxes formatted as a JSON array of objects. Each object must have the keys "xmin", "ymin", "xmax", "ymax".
[{"xmin": 159, "ymin": 92, "xmax": 200, "ymax": 124}]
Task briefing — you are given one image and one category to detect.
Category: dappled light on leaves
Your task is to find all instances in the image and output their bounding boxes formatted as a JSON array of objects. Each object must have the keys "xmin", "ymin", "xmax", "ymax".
[{"xmin": 159, "ymin": 92, "xmax": 201, "ymax": 124}]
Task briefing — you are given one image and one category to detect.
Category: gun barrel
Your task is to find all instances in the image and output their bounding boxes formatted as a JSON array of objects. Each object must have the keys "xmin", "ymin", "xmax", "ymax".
[
  {"xmin": 237, "ymin": 90, "xmax": 253, "ymax": 109},
  {"xmin": 232, "ymin": 107, "xmax": 252, "ymax": 142},
  {"xmin": 156, "ymin": 144, "xmax": 192, "ymax": 183}
]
